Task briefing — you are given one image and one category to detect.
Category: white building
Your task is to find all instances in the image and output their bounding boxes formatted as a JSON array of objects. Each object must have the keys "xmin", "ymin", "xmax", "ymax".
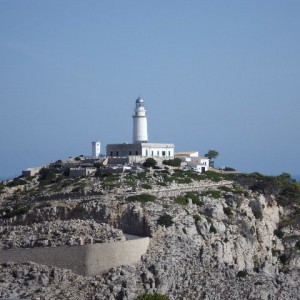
[
  {"xmin": 175, "ymin": 152, "xmax": 209, "ymax": 173},
  {"xmin": 92, "ymin": 141, "xmax": 101, "ymax": 157},
  {"xmin": 107, "ymin": 143, "xmax": 174, "ymax": 158},
  {"xmin": 106, "ymin": 97, "xmax": 174, "ymax": 159}
]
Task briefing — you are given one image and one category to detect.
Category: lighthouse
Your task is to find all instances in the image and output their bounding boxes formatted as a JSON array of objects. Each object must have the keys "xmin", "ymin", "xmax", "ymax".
[
  {"xmin": 106, "ymin": 96, "xmax": 174, "ymax": 158},
  {"xmin": 132, "ymin": 97, "xmax": 148, "ymax": 144}
]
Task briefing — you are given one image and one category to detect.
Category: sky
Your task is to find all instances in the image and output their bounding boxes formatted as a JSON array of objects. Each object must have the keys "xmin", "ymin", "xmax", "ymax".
[{"xmin": 0, "ymin": 0, "xmax": 300, "ymax": 179}]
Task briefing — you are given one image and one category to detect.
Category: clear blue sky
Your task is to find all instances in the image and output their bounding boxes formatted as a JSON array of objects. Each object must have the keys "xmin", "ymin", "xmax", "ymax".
[{"xmin": 1, "ymin": 0, "xmax": 299, "ymax": 178}]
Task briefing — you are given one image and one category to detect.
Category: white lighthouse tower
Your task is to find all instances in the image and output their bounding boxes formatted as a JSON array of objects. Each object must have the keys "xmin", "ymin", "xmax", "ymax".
[
  {"xmin": 132, "ymin": 97, "xmax": 148, "ymax": 144},
  {"xmin": 92, "ymin": 141, "xmax": 101, "ymax": 157}
]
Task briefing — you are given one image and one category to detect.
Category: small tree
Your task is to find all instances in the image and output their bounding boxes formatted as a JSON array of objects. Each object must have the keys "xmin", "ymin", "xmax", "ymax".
[
  {"xmin": 143, "ymin": 158, "xmax": 157, "ymax": 168},
  {"xmin": 39, "ymin": 168, "xmax": 56, "ymax": 182},
  {"xmin": 204, "ymin": 150, "xmax": 219, "ymax": 167}
]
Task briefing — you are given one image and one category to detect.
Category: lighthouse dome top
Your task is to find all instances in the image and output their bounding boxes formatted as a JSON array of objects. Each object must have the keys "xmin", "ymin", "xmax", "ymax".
[{"xmin": 136, "ymin": 97, "xmax": 144, "ymax": 104}]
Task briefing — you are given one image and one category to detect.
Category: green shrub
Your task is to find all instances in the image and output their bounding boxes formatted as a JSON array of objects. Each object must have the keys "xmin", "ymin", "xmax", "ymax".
[
  {"xmin": 295, "ymin": 240, "xmax": 300, "ymax": 250},
  {"xmin": 6, "ymin": 178, "xmax": 27, "ymax": 187},
  {"xmin": 136, "ymin": 171, "xmax": 149, "ymax": 179},
  {"xmin": 193, "ymin": 214, "xmax": 201, "ymax": 223},
  {"xmin": 175, "ymin": 177, "xmax": 192, "ymax": 184},
  {"xmin": 157, "ymin": 214, "xmax": 174, "ymax": 227},
  {"xmin": 204, "ymin": 171, "xmax": 223, "ymax": 182},
  {"xmin": 223, "ymin": 167, "xmax": 236, "ymax": 171},
  {"xmin": 274, "ymin": 229, "xmax": 284, "ymax": 239},
  {"xmin": 223, "ymin": 206, "xmax": 233, "ymax": 217},
  {"xmin": 210, "ymin": 224, "xmax": 217, "ymax": 234},
  {"xmin": 162, "ymin": 158, "xmax": 181, "ymax": 167},
  {"xmin": 143, "ymin": 158, "xmax": 157, "ymax": 168},
  {"xmin": 174, "ymin": 196, "xmax": 188, "ymax": 205},
  {"xmin": 236, "ymin": 270, "xmax": 248, "ymax": 278},
  {"xmin": 185, "ymin": 171, "xmax": 206, "ymax": 181},
  {"xmin": 218, "ymin": 186, "xmax": 232, "ymax": 192},
  {"xmin": 231, "ymin": 187, "xmax": 245, "ymax": 194},
  {"xmin": 126, "ymin": 193, "xmax": 156, "ymax": 203},
  {"xmin": 201, "ymin": 190, "xmax": 221, "ymax": 199},
  {"xmin": 61, "ymin": 180, "xmax": 73, "ymax": 188},
  {"xmin": 174, "ymin": 192, "xmax": 203, "ymax": 206},
  {"xmin": 1, "ymin": 205, "xmax": 31, "ymax": 219},
  {"xmin": 171, "ymin": 170, "xmax": 186, "ymax": 177},
  {"xmin": 279, "ymin": 254, "xmax": 289, "ymax": 265},
  {"xmin": 141, "ymin": 183, "xmax": 152, "ymax": 190},
  {"xmin": 137, "ymin": 293, "xmax": 170, "ymax": 300},
  {"xmin": 185, "ymin": 192, "xmax": 203, "ymax": 206}
]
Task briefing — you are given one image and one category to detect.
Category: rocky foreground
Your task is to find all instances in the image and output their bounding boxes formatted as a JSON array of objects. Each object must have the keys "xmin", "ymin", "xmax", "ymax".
[
  {"xmin": 0, "ymin": 169, "xmax": 300, "ymax": 299},
  {"xmin": 0, "ymin": 220, "xmax": 125, "ymax": 249}
]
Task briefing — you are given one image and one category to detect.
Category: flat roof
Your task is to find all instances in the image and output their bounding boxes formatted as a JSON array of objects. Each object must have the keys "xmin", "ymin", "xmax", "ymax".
[
  {"xmin": 175, "ymin": 151, "xmax": 198, "ymax": 155},
  {"xmin": 107, "ymin": 143, "xmax": 174, "ymax": 147}
]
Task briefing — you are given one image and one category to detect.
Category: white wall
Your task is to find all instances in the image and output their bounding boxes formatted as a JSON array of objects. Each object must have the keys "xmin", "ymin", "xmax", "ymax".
[
  {"xmin": 141, "ymin": 146, "xmax": 174, "ymax": 158},
  {"xmin": 0, "ymin": 237, "xmax": 150, "ymax": 276}
]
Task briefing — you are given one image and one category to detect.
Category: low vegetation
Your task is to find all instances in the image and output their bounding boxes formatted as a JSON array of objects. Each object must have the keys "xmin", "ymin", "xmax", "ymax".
[
  {"xmin": 162, "ymin": 158, "xmax": 181, "ymax": 167},
  {"xmin": 236, "ymin": 270, "xmax": 248, "ymax": 278},
  {"xmin": 223, "ymin": 206, "xmax": 233, "ymax": 217},
  {"xmin": 140, "ymin": 183, "xmax": 152, "ymax": 189},
  {"xmin": 274, "ymin": 229, "xmax": 284, "ymax": 239},
  {"xmin": 200, "ymin": 190, "xmax": 221, "ymax": 199},
  {"xmin": 137, "ymin": 293, "xmax": 170, "ymax": 300},
  {"xmin": 126, "ymin": 193, "xmax": 156, "ymax": 203},
  {"xmin": 174, "ymin": 192, "xmax": 203, "ymax": 206},
  {"xmin": 193, "ymin": 214, "xmax": 201, "ymax": 223},
  {"xmin": 157, "ymin": 214, "xmax": 174, "ymax": 227},
  {"xmin": 6, "ymin": 178, "xmax": 27, "ymax": 188},
  {"xmin": 0, "ymin": 205, "xmax": 31, "ymax": 219}
]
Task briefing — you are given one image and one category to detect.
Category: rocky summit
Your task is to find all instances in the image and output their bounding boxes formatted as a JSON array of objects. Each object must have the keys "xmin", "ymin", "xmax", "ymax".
[{"xmin": 0, "ymin": 166, "xmax": 299, "ymax": 299}]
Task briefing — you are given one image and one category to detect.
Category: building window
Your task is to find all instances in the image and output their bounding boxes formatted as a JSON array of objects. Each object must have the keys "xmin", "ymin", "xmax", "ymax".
[
  {"xmin": 116, "ymin": 151, "xmax": 119, "ymax": 157},
  {"xmin": 135, "ymin": 151, "xmax": 138, "ymax": 155},
  {"xmin": 110, "ymin": 151, "xmax": 113, "ymax": 156},
  {"xmin": 129, "ymin": 151, "xmax": 132, "ymax": 156},
  {"xmin": 146, "ymin": 149, "xmax": 148, "ymax": 156},
  {"xmin": 162, "ymin": 151, "xmax": 166, "ymax": 157},
  {"xmin": 168, "ymin": 151, "xmax": 171, "ymax": 156},
  {"xmin": 157, "ymin": 151, "xmax": 159, "ymax": 156},
  {"xmin": 151, "ymin": 151, "xmax": 154, "ymax": 157}
]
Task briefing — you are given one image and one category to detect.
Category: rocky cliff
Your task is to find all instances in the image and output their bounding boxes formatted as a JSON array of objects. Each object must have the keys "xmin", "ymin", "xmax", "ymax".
[{"xmin": 0, "ymin": 169, "xmax": 299, "ymax": 299}]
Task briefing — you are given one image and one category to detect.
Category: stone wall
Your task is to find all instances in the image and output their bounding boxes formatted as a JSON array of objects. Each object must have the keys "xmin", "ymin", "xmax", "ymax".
[{"xmin": 0, "ymin": 237, "xmax": 150, "ymax": 276}]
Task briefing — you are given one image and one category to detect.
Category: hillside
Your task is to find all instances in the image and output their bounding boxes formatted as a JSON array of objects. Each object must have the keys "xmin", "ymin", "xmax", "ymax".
[{"xmin": 0, "ymin": 165, "xmax": 300, "ymax": 299}]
